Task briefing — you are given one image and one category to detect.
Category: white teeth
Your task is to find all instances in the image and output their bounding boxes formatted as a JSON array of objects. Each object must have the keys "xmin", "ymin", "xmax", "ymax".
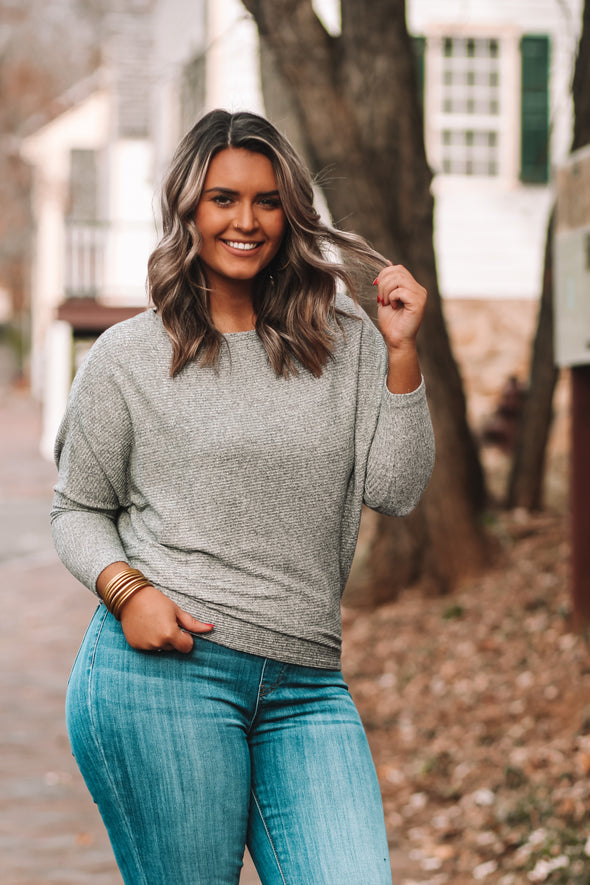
[{"xmin": 225, "ymin": 241, "xmax": 259, "ymax": 251}]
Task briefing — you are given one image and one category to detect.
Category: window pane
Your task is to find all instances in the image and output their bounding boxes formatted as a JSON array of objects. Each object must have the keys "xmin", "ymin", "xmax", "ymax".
[{"xmin": 438, "ymin": 33, "xmax": 502, "ymax": 177}]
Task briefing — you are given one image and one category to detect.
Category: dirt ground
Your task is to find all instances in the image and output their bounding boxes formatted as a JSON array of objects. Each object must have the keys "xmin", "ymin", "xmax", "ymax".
[{"xmin": 341, "ymin": 299, "xmax": 589, "ymax": 884}]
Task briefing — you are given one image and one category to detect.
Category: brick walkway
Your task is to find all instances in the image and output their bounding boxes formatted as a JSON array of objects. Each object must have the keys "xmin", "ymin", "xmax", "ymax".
[{"xmin": 0, "ymin": 386, "xmax": 421, "ymax": 885}]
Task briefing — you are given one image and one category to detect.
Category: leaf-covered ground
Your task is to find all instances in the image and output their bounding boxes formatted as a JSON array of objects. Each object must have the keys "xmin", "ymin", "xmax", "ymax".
[
  {"xmin": 342, "ymin": 299, "xmax": 589, "ymax": 883},
  {"xmin": 344, "ymin": 508, "xmax": 589, "ymax": 884}
]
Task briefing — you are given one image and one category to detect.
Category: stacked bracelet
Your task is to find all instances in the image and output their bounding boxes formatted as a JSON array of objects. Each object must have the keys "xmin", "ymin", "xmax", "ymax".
[{"xmin": 101, "ymin": 567, "xmax": 152, "ymax": 620}]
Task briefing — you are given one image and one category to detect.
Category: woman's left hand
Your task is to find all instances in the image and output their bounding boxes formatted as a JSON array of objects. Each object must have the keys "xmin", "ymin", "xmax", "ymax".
[{"xmin": 374, "ymin": 265, "xmax": 427, "ymax": 352}]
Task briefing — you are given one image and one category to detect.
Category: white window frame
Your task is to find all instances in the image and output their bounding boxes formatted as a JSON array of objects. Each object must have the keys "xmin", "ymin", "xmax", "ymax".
[{"xmin": 424, "ymin": 24, "xmax": 521, "ymax": 187}]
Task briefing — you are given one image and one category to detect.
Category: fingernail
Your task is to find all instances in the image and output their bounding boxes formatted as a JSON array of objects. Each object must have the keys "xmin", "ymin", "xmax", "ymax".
[{"xmin": 373, "ymin": 278, "xmax": 379, "ymax": 286}]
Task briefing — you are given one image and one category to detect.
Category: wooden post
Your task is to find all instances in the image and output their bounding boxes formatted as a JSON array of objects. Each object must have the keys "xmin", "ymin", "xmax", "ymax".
[
  {"xmin": 571, "ymin": 365, "xmax": 590, "ymax": 629},
  {"xmin": 554, "ymin": 147, "xmax": 590, "ymax": 632}
]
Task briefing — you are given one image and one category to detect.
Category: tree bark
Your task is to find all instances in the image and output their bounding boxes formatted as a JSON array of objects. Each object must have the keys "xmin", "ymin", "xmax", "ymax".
[
  {"xmin": 572, "ymin": 2, "xmax": 590, "ymax": 151},
  {"xmin": 507, "ymin": 0, "xmax": 590, "ymax": 510},
  {"xmin": 242, "ymin": 0, "xmax": 489, "ymax": 599},
  {"xmin": 506, "ymin": 213, "xmax": 558, "ymax": 509}
]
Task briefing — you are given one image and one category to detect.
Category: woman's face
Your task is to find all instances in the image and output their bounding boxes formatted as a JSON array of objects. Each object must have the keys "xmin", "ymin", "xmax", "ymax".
[{"xmin": 195, "ymin": 147, "xmax": 286, "ymax": 293}]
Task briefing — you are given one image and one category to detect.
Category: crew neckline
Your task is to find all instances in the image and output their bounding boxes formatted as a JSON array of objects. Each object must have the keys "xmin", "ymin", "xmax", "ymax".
[
  {"xmin": 222, "ymin": 328, "xmax": 258, "ymax": 338},
  {"xmin": 150, "ymin": 308, "xmax": 257, "ymax": 340}
]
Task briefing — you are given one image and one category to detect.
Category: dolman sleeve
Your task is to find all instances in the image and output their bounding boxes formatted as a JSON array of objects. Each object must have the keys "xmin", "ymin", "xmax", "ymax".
[
  {"xmin": 354, "ymin": 309, "xmax": 435, "ymax": 517},
  {"xmin": 50, "ymin": 339, "xmax": 133, "ymax": 593}
]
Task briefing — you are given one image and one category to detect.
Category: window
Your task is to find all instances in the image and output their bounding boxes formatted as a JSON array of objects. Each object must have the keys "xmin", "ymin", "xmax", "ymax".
[
  {"xmin": 422, "ymin": 31, "xmax": 550, "ymax": 183},
  {"xmin": 181, "ymin": 54, "xmax": 206, "ymax": 135},
  {"xmin": 439, "ymin": 37, "xmax": 502, "ymax": 177},
  {"xmin": 441, "ymin": 130, "xmax": 498, "ymax": 176}
]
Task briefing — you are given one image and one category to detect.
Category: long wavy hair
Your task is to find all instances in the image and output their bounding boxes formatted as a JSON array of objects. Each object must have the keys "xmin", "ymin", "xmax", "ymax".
[{"xmin": 148, "ymin": 109, "xmax": 387, "ymax": 378}]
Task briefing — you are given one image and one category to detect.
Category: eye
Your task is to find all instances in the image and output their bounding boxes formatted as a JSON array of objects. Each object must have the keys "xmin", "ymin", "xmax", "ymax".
[
  {"xmin": 212, "ymin": 194, "xmax": 233, "ymax": 207},
  {"xmin": 258, "ymin": 197, "xmax": 282, "ymax": 209}
]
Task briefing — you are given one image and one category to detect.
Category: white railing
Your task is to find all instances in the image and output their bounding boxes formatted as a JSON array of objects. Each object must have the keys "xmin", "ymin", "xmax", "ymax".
[
  {"xmin": 65, "ymin": 221, "xmax": 107, "ymax": 299},
  {"xmin": 64, "ymin": 220, "xmax": 156, "ymax": 304}
]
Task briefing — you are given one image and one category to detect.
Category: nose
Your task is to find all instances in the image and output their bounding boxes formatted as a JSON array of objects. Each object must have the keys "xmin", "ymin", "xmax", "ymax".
[{"xmin": 233, "ymin": 201, "xmax": 258, "ymax": 232}]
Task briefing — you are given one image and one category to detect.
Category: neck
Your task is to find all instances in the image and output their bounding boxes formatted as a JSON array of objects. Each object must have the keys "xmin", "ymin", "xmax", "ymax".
[{"xmin": 209, "ymin": 281, "xmax": 256, "ymax": 333}]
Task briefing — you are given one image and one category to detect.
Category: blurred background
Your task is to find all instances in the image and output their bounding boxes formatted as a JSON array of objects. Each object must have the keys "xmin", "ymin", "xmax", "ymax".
[{"xmin": 1, "ymin": 1, "xmax": 589, "ymax": 883}]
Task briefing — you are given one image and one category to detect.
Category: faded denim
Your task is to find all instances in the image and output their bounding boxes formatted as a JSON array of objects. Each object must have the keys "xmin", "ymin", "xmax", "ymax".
[{"xmin": 66, "ymin": 606, "xmax": 392, "ymax": 884}]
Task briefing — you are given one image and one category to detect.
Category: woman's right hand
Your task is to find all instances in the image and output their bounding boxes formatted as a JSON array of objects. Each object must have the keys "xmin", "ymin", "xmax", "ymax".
[
  {"xmin": 96, "ymin": 562, "xmax": 213, "ymax": 653},
  {"xmin": 119, "ymin": 584, "xmax": 214, "ymax": 653}
]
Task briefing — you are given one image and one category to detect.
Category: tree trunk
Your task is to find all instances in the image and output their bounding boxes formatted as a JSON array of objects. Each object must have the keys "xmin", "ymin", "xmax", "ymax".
[
  {"xmin": 242, "ymin": 0, "xmax": 489, "ymax": 599},
  {"xmin": 508, "ymin": 1, "xmax": 590, "ymax": 509},
  {"xmin": 506, "ymin": 213, "xmax": 558, "ymax": 509},
  {"xmin": 572, "ymin": 2, "xmax": 590, "ymax": 151}
]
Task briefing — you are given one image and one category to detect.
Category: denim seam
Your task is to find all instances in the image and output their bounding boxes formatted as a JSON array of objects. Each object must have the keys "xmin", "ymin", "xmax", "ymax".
[
  {"xmin": 247, "ymin": 658, "xmax": 268, "ymax": 732},
  {"xmin": 87, "ymin": 606, "xmax": 150, "ymax": 885},
  {"xmin": 259, "ymin": 663, "xmax": 288, "ymax": 699},
  {"xmin": 250, "ymin": 789, "xmax": 288, "ymax": 885}
]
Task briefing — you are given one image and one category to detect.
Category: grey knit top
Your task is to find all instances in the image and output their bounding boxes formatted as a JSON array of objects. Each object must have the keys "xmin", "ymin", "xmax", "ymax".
[{"xmin": 51, "ymin": 299, "xmax": 434, "ymax": 669}]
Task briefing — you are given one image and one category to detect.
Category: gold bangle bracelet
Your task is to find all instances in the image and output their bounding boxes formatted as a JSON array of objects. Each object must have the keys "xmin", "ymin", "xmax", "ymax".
[
  {"xmin": 102, "ymin": 568, "xmax": 145, "ymax": 601},
  {"xmin": 110, "ymin": 583, "xmax": 150, "ymax": 620},
  {"xmin": 108, "ymin": 581, "xmax": 151, "ymax": 620},
  {"xmin": 107, "ymin": 578, "xmax": 148, "ymax": 610},
  {"xmin": 101, "ymin": 568, "xmax": 151, "ymax": 620}
]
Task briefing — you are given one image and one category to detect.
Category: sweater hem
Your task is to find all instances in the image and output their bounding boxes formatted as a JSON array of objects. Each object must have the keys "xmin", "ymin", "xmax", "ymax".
[{"xmin": 163, "ymin": 590, "xmax": 342, "ymax": 670}]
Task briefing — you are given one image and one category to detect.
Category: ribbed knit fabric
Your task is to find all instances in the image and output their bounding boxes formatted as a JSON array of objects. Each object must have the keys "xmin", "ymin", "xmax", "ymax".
[{"xmin": 51, "ymin": 300, "xmax": 434, "ymax": 668}]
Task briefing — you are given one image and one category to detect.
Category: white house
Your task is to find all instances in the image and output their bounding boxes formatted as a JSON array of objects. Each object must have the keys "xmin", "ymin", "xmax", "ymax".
[
  {"xmin": 21, "ymin": 0, "xmax": 582, "ymax": 458},
  {"xmin": 410, "ymin": 0, "xmax": 582, "ymax": 298}
]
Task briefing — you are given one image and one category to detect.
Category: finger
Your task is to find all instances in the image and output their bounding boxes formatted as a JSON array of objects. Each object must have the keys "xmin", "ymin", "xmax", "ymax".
[
  {"xmin": 379, "ymin": 283, "xmax": 408, "ymax": 309},
  {"xmin": 383, "ymin": 265, "xmax": 422, "ymax": 294},
  {"xmin": 176, "ymin": 609, "xmax": 215, "ymax": 634},
  {"xmin": 374, "ymin": 265, "xmax": 411, "ymax": 303},
  {"xmin": 382, "ymin": 279, "xmax": 425, "ymax": 310},
  {"xmin": 169, "ymin": 629, "xmax": 195, "ymax": 654}
]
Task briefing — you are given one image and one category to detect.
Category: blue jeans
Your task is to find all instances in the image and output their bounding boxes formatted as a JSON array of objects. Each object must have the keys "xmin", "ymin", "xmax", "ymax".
[{"xmin": 66, "ymin": 606, "xmax": 392, "ymax": 884}]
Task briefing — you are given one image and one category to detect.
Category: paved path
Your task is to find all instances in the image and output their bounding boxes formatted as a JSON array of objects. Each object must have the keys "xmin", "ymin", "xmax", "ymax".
[
  {"xmin": 0, "ymin": 388, "xmax": 258, "ymax": 885},
  {"xmin": 0, "ymin": 387, "xmax": 424, "ymax": 885}
]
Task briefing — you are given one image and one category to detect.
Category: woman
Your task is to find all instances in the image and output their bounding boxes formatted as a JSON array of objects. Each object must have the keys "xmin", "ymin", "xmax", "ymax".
[{"xmin": 52, "ymin": 109, "xmax": 435, "ymax": 885}]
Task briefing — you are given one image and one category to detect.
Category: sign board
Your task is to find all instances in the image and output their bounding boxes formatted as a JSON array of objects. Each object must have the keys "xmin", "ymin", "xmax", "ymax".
[{"xmin": 554, "ymin": 145, "xmax": 590, "ymax": 368}]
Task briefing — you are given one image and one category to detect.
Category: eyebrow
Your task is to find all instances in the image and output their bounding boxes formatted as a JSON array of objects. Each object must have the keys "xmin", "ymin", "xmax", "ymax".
[{"xmin": 203, "ymin": 187, "xmax": 281, "ymax": 198}]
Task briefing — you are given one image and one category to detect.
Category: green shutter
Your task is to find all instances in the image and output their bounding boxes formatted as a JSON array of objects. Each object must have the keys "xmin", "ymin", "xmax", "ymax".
[
  {"xmin": 413, "ymin": 36, "xmax": 425, "ymax": 116},
  {"xmin": 520, "ymin": 35, "xmax": 550, "ymax": 183}
]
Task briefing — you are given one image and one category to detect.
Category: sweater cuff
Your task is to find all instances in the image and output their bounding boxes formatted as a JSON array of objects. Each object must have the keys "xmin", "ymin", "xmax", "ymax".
[{"xmin": 381, "ymin": 375, "xmax": 427, "ymax": 408}]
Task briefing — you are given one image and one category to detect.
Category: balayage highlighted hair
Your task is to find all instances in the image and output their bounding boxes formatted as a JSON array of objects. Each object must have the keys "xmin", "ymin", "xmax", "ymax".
[{"xmin": 148, "ymin": 109, "xmax": 387, "ymax": 378}]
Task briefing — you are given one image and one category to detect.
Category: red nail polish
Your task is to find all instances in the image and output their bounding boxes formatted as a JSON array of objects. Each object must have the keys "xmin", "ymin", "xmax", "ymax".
[{"xmin": 373, "ymin": 278, "xmax": 379, "ymax": 286}]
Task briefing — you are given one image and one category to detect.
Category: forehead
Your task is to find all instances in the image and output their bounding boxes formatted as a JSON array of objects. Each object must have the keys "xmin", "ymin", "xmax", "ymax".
[{"xmin": 204, "ymin": 147, "xmax": 278, "ymax": 191}]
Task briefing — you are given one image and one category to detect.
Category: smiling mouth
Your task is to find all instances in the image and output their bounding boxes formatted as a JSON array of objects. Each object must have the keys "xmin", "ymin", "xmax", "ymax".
[{"xmin": 223, "ymin": 240, "xmax": 261, "ymax": 252}]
